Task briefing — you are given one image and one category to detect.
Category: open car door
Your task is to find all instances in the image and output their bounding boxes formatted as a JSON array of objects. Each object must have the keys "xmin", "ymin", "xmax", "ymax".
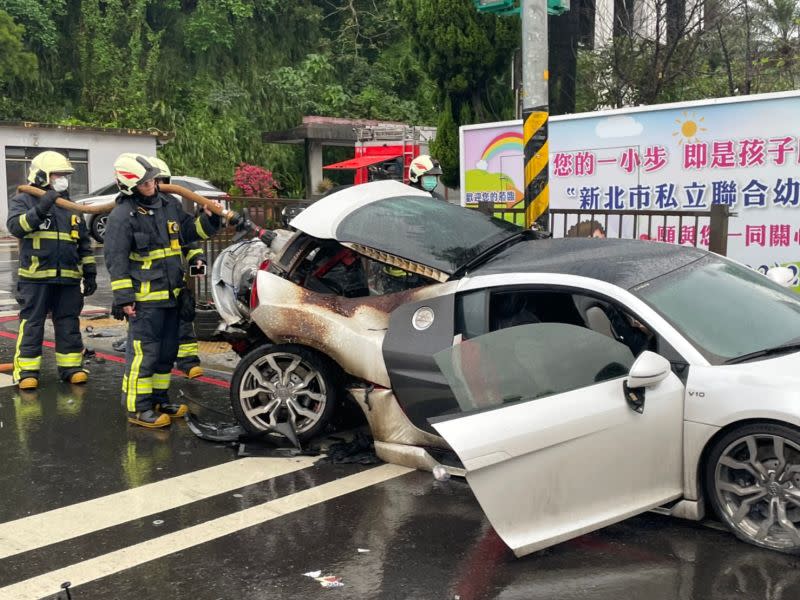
[{"xmin": 431, "ymin": 323, "xmax": 685, "ymax": 557}]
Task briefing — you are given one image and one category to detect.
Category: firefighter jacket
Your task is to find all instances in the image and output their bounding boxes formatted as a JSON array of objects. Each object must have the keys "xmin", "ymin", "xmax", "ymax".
[
  {"xmin": 7, "ymin": 189, "xmax": 96, "ymax": 284},
  {"xmin": 104, "ymin": 191, "xmax": 220, "ymax": 308}
]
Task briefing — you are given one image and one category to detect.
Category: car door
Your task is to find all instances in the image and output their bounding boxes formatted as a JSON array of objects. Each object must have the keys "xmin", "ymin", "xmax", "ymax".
[{"xmin": 431, "ymin": 322, "xmax": 685, "ymax": 557}]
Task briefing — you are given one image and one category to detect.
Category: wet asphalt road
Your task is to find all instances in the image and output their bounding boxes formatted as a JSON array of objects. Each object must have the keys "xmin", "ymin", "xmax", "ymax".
[{"xmin": 0, "ymin": 242, "xmax": 799, "ymax": 600}]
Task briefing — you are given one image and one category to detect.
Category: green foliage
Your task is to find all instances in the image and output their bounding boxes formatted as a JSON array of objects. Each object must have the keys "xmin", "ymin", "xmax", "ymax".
[
  {"xmin": 430, "ymin": 98, "xmax": 460, "ymax": 188},
  {"xmin": 0, "ymin": 9, "xmax": 37, "ymax": 84}
]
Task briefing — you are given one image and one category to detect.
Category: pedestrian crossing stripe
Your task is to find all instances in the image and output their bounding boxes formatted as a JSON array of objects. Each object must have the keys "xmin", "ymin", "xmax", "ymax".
[{"xmin": 0, "ymin": 464, "xmax": 412, "ymax": 600}]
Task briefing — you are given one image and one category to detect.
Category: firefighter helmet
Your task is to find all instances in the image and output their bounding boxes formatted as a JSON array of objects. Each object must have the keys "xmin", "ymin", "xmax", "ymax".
[
  {"xmin": 113, "ymin": 153, "xmax": 161, "ymax": 195},
  {"xmin": 148, "ymin": 156, "xmax": 171, "ymax": 182},
  {"xmin": 408, "ymin": 155, "xmax": 442, "ymax": 183},
  {"xmin": 27, "ymin": 151, "xmax": 74, "ymax": 187}
]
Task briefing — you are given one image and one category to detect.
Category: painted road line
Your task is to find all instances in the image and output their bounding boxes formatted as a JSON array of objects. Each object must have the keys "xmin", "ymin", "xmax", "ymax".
[
  {"xmin": 0, "ymin": 456, "xmax": 318, "ymax": 560},
  {"xmin": 0, "ymin": 464, "xmax": 412, "ymax": 600},
  {"xmin": 0, "ymin": 374, "xmax": 12, "ymax": 388}
]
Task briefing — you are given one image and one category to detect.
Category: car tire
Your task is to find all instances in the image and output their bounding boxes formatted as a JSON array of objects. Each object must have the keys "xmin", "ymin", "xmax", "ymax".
[
  {"xmin": 90, "ymin": 214, "xmax": 108, "ymax": 244},
  {"xmin": 704, "ymin": 422, "xmax": 800, "ymax": 554},
  {"xmin": 230, "ymin": 344, "xmax": 337, "ymax": 442}
]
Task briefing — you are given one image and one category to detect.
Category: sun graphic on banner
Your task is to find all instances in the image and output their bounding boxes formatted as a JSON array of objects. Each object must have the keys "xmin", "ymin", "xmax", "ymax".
[{"xmin": 673, "ymin": 111, "xmax": 707, "ymax": 145}]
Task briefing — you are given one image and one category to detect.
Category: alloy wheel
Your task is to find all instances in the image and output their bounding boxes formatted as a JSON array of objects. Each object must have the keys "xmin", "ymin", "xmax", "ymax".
[
  {"xmin": 237, "ymin": 352, "xmax": 328, "ymax": 435},
  {"xmin": 713, "ymin": 433, "xmax": 800, "ymax": 552},
  {"xmin": 95, "ymin": 215, "xmax": 108, "ymax": 240}
]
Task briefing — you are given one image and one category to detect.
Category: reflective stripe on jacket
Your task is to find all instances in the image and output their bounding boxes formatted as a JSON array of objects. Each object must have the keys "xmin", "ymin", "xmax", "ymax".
[
  {"xmin": 6, "ymin": 191, "xmax": 96, "ymax": 284},
  {"xmin": 103, "ymin": 192, "xmax": 220, "ymax": 308}
]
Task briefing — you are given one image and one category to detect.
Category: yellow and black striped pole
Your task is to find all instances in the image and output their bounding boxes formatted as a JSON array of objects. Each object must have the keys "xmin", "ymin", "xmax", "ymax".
[
  {"xmin": 523, "ymin": 105, "xmax": 549, "ymax": 229},
  {"xmin": 521, "ymin": 0, "xmax": 550, "ymax": 231}
]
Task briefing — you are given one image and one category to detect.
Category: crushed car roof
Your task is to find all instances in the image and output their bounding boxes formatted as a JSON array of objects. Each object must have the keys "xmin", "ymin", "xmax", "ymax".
[{"xmin": 472, "ymin": 237, "xmax": 707, "ymax": 289}]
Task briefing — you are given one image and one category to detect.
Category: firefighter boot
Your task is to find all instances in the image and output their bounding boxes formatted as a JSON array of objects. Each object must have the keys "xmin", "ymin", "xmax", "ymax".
[
  {"xmin": 18, "ymin": 377, "xmax": 38, "ymax": 390},
  {"xmin": 157, "ymin": 402, "xmax": 189, "ymax": 419},
  {"xmin": 187, "ymin": 366, "xmax": 204, "ymax": 379},
  {"xmin": 69, "ymin": 371, "xmax": 89, "ymax": 384},
  {"xmin": 128, "ymin": 410, "xmax": 171, "ymax": 428}
]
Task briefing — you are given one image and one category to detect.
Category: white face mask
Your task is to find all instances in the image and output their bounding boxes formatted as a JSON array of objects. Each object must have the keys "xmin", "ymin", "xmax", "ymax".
[{"xmin": 52, "ymin": 176, "xmax": 69, "ymax": 192}]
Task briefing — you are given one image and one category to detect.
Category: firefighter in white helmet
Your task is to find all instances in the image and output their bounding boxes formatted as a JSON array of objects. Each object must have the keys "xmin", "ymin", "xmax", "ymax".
[
  {"xmin": 6, "ymin": 151, "xmax": 96, "ymax": 389},
  {"xmin": 408, "ymin": 154, "xmax": 444, "ymax": 199},
  {"xmin": 148, "ymin": 156, "xmax": 204, "ymax": 379},
  {"xmin": 104, "ymin": 153, "xmax": 222, "ymax": 428}
]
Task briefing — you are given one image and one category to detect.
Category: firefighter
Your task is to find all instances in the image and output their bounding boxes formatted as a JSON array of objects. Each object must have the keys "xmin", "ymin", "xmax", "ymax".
[
  {"xmin": 104, "ymin": 153, "xmax": 222, "ymax": 428},
  {"xmin": 148, "ymin": 156, "xmax": 204, "ymax": 379},
  {"xmin": 408, "ymin": 154, "xmax": 444, "ymax": 199},
  {"xmin": 7, "ymin": 151, "xmax": 97, "ymax": 389}
]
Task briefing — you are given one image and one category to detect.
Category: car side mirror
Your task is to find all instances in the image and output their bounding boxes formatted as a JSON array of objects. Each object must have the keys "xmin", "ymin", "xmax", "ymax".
[{"xmin": 623, "ymin": 351, "xmax": 672, "ymax": 414}]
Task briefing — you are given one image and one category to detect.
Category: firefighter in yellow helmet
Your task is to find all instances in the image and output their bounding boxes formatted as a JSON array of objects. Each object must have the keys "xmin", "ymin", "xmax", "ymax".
[
  {"xmin": 104, "ymin": 153, "xmax": 222, "ymax": 428},
  {"xmin": 148, "ymin": 156, "xmax": 204, "ymax": 379},
  {"xmin": 6, "ymin": 151, "xmax": 96, "ymax": 389}
]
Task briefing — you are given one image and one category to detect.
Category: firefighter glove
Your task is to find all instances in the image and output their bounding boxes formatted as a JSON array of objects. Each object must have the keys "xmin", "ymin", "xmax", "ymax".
[
  {"xmin": 111, "ymin": 304, "xmax": 127, "ymax": 321},
  {"xmin": 36, "ymin": 189, "xmax": 59, "ymax": 217},
  {"xmin": 178, "ymin": 287, "xmax": 196, "ymax": 323},
  {"xmin": 83, "ymin": 274, "xmax": 97, "ymax": 297}
]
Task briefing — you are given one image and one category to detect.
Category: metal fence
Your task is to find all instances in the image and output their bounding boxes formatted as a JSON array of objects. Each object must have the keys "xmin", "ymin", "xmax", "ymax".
[
  {"xmin": 191, "ymin": 196, "xmax": 312, "ymax": 302},
  {"xmin": 475, "ymin": 204, "xmax": 732, "ymax": 255}
]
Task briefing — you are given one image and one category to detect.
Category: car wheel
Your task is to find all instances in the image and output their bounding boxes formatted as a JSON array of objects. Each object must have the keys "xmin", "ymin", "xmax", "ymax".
[
  {"xmin": 91, "ymin": 214, "xmax": 108, "ymax": 243},
  {"xmin": 705, "ymin": 422, "xmax": 800, "ymax": 554},
  {"xmin": 230, "ymin": 344, "xmax": 337, "ymax": 442}
]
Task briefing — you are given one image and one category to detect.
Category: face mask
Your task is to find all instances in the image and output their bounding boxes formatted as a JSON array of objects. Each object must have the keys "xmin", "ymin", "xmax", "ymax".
[
  {"xmin": 52, "ymin": 177, "xmax": 69, "ymax": 192},
  {"xmin": 421, "ymin": 176, "xmax": 438, "ymax": 192}
]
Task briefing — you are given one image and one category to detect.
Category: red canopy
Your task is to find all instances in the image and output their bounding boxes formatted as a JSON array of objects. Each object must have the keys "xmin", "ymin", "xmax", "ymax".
[{"xmin": 324, "ymin": 154, "xmax": 402, "ymax": 170}]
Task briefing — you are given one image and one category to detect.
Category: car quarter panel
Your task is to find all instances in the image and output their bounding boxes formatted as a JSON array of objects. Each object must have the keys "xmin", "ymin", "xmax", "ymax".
[
  {"xmin": 250, "ymin": 271, "xmax": 458, "ymax": 387},
  {"xmin": 383, "ymin": 293, "xmax": 459, "ymax": 434}
]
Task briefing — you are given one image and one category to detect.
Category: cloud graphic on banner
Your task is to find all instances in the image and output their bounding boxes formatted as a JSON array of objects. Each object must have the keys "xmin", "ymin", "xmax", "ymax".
[
  {"xmin": 595, "ymin": 116, "xmax": 644, "ymax": 139},
  {"xmin": 475, "ymin": 160, "xmax": 488, "ymax": 170}
]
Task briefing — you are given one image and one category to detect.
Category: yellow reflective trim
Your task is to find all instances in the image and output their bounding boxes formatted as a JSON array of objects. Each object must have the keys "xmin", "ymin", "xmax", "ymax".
[
  {"xmin": 19, "ymin": 256, "xmax": 55, "ymax": 279},
  {"xmin": 61, "ymin": 269, "xmax": 82, "ymax": 279},
  {"xmin": 111, "ymin": 278, "xmax": 133, "ymax": 291},
  {"xmin": 152, "ymin": 372, "xmax": 171, "ymax": 390},
  {"xmin": 177, "ymin": 343, "xmax": 199, "ymax": 358},
  {"xmin": 81, "ymin": 255, "xmax": 96, "ymax": 265},
  {"xmin": 126, "ymin": 339, "xmax": 145, "ymax": 411},
  {"xmin": 134, "ymin": 378, "xmax": 153, "ymax": 394},
  {"xmin": 143, "ymin": 259, "xmax": 153, "ymax": 270},
  {"xmin": 185, "ymin": 248, "xmax": 203, "ymax": 262},
  {"xmin": 26, "ymin": 231, "xmax": 76, "ymax": 249},
  {"xmin": 13, "ymin": 322, "xmax": 40, "ymax": 382},
  {"xmin": 19, "ymin": 214, "xmax": 33, "ymax": 233},
  {"xmin": 195, "ymin": 218, "xmax": 209, "ymax": 240},
  {"xmin": 55, "ymin": 352, "xmax": 83, "ymax": 367},
  {"xmin": 129, "ymin": 248, "xmax": 182, "ymax": 261}
]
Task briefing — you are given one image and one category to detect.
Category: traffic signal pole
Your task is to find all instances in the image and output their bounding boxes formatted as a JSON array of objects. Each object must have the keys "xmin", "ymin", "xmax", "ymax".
[{"xmin": 521, "ymin": 0, "xmax": 550, "ymax": 230}]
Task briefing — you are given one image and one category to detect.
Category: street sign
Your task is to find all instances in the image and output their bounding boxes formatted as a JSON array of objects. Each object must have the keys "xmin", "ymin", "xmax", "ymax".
[{"xmin": 473, "ymin": 0, "xmax": 570, "ymax": 16}]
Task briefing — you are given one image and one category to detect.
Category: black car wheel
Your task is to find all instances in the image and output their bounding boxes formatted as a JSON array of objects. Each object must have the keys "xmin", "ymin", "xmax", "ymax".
[
  {"xmin": 230, "ymin": 344, "xmax": 337, "ymax": 442},
  {"xmin": 90, "ymin": 214, "xmax": 108, "ymax": 243},
  {"xmin": 705, "ymin": 422, "xmax": 800, "ymax": 554}
]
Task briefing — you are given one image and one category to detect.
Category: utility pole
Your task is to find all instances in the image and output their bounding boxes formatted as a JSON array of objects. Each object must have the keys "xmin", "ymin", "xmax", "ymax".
[{"xmin": 521, "ymin": 0, "xmax": 550, "ymax": 230}]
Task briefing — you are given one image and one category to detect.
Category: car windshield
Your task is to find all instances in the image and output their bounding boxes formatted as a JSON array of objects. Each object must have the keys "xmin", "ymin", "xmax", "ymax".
[
  {"xmin": 634, "ymin": 255, "xmax": 800, "ymax": 364},
  {"xmin": 335, "ymin": 195, "xmax": 522, "ymax": 274}
]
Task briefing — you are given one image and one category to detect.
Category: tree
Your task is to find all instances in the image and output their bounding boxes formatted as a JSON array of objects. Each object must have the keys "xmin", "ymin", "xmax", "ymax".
[
  {"xmin": 430, "ymin": 97, "xmax": 459, "ymax": 188},
  {"xmin": 0, "ymin": 10, "xmax": 37, "ymax": 84}
]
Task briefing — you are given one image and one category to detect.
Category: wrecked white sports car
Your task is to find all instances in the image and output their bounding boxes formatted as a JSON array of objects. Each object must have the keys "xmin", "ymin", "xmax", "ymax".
[{"xmin": 213, "ymin": 180, "xmax": 800, "ymax": 557}]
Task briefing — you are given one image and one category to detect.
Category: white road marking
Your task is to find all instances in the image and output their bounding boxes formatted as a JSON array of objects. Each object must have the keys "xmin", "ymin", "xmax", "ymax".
[
  {"xmin": 0, "ymin": 374, "xmax": 12, "ymax": 388},
  {"xmin": 0, "ymin": 456, "xmax": 319, "ymax": 560},
  {"xmin": 0, "ymin": 464, "xmax": 412, "ymax": 600}
]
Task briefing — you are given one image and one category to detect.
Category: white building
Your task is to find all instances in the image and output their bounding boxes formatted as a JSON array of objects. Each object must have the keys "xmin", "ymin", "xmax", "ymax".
[{"xmin": 1, "ymin": 122, "xmax": 171, "ymax": 232}]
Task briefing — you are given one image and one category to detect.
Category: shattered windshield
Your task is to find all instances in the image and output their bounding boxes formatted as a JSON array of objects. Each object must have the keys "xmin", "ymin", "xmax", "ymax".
[{"xmin": 335, "ymin": 196, "xmax": 521, "ymax": 275}]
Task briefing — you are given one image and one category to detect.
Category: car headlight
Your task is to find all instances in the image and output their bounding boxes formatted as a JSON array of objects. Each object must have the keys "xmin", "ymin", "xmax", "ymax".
[{"xmin": 412, "ymin": 306, "xmax": 435, "ymax": 331}]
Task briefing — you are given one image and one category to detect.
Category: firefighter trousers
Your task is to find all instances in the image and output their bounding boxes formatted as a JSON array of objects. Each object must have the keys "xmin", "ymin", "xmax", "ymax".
[
  {"xmin": 13, "ymin": 282, "xmax": 85, "ymax": 382},
  {"xmin": 176, "ymin": 319, "xmax": 200, "ymax": 373},
  {"xmin": 122, "ymin": 305, "xmax": 180, "ymax": 413}
]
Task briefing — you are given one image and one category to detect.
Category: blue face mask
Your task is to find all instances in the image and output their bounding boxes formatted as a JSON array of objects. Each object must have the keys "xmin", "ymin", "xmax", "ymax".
[{"xmin": 421, "ymin": 176, "xmax": 438, "ymax": 192}]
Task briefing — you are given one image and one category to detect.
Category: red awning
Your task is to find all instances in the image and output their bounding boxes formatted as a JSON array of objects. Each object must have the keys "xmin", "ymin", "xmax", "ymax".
[{"xmin": 324, "ymin": 154, "xmax": 402, "ymax": 170}]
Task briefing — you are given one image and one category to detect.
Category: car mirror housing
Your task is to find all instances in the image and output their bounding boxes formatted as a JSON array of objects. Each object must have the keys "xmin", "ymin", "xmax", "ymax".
[{"xmin": 627, "ymin": 351, "xmax": 672, "ymax": 389}]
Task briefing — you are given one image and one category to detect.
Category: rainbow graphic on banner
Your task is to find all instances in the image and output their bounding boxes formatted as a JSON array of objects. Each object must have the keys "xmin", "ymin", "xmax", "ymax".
[{"xmin": 481, "ymin": 131, "xmax": 524, "ymax": 162}]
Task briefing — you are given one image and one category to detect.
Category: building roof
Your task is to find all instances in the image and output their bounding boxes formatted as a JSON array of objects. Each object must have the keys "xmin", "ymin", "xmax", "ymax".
[
  {"xmin": 262, "ymin": 116, "xmax": 433, "ymax": 147},
  {"xmin": 0, "ymin": 121, "xmax": 174, "ymax": 143}
]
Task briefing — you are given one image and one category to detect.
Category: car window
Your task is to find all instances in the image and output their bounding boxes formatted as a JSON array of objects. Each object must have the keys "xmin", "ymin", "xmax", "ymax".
[
  {"xmin": 635, "ymin": 255, "xmax": 800, "ymax": 363},
  {"xmin": 456, "ymin": 289, "xmax": 656, "ymax": 357},
  {"xmin": 335, "ymin": 195, "xmax": 521, "ymax": 274},
  {"xmin": 88, "ymin": 182, "xmax": 119, "ymax": 196},
  {"xmin": 434, "ymin": 323, "xmax": 635, "ymax": 414}
]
